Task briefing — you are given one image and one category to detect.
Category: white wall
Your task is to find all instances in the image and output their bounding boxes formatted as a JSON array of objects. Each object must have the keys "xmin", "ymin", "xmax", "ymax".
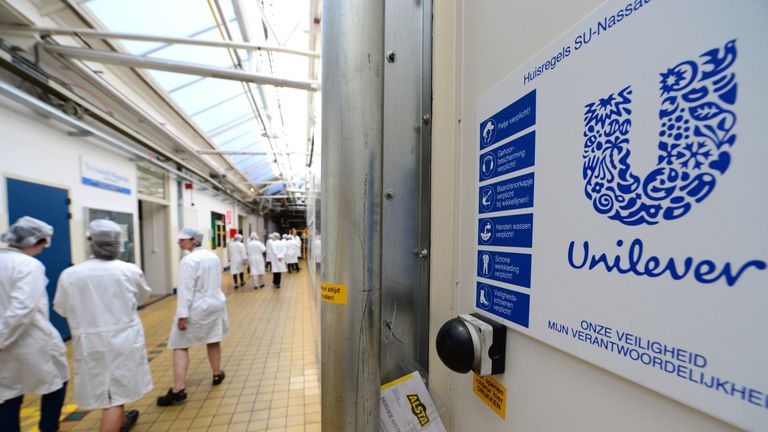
[
  {"xmin": 430, "ymin": 1, "xmax": 740, "ymax": 431},
  {"xmin": 0, "ymin": 90, "xmax": 253, "ymax": 292},
  {"xmin": 0, "ymin": 97, "xmax": 139, "ymax": 265}
]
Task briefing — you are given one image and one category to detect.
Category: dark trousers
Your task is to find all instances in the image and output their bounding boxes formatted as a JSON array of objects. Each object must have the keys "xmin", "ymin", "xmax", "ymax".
[
  {"xmin": 232, "ymin": 272, "xmax": 244, "ymax": 285},
  {"xmin": 272, "ymin": 272, "xmax": 282, "ymax": 286},
  {"xmin": 0, "ymin": 382, "xmax": 67, "ymax": 432}
]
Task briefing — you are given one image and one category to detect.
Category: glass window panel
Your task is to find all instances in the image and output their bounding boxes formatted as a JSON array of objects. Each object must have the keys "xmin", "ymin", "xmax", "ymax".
[
  {"xmin": 147, "ymin": 70, "xmax": 200, "ymax": 93},
  {"xmin": 137, "ymin": 165, "xmax": 167, "ymax": 200},
  {"xmin": 217, "ymin": 132, "xmax": 262, "ymax": 150},
  {"xmin": 212, "ymin": 122, "xmax": 258, "ymax": 143},
  {"xmin": 267, "ymin": 183, "xmax": 285, "ymax": 195},
  {"xmin": 170, "ymin": 79, "xmax": 244, "ymax": 115},
  {"xmin": 192, "ymin": 96, "xmax": 254, "ymax": 132},
  {"xmin": 87, "ymin": 0, "xmax": 223, "ymax": 52},
  {"xmin": 149, "ymin": 41, "xmax": 233, "ymax": 68}
]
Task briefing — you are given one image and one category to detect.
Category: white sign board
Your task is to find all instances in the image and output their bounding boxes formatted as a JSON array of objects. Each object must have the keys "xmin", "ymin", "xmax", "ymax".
[
  {"xmin": 473, "ymin": 1, "xmax": 768, "ymax": 429},
  {"xmin": 81, "ymin": 156, "xmax": 132, "ymax": 194}
]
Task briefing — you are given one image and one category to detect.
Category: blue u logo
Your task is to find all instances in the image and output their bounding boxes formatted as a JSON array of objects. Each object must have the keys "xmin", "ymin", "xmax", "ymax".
[{"xmin": 582, "ymin": 41, "xmax": 737, "ymax": 225}]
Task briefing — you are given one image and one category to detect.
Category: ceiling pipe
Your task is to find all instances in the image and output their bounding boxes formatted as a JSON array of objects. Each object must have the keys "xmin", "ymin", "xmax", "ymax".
[
  {"xmin": 0, "ymin": 49, "xmax": 260, "ymax": 212},
  {"xmin": 43, "ymin": 44, "xmax": 320, "ymax": 91},
  {"xmin": 0, "ymin": 25, "xmax": 320, "ymax": 58},
  {"xmin": 197, "ymin": 150, "xmax": 307, "ymax": 156}
]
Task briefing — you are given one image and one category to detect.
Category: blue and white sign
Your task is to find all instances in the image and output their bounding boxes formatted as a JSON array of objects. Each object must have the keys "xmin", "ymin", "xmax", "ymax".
[
  {"xmin": 473, "ymin": 1, "xmax": 768, "ymax": 429},
  {"xmin": 477, "ymin": 214, "xmax": 533, "ymax": 248},
  {"xmin": 478, "ymin": 130, "xmax": 536, "ymax": 181},
  {"xmin": 477, "ymin": 250, "xmax": 532, "ymax": 289},
  {"xmin": 480, "ymin": 90, "xmax": 536, "ymax": 150},
  {"xmin": 478, "ymin": 172, "xmax": 534, "ymax": 214},
  {"xmin": 476, "ymin": 282, "xmax": 530, "ymax": 328},
  {"xmin": 81, "ymin": 156, "xmax": 132, "ymax": 195}
]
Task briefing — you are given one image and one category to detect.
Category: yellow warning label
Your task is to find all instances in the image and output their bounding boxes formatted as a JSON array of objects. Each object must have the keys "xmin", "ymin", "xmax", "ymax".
[
  {"xmin": 473, "ymin": 373, "xmax": 506, "ymax": 419},
  {"xmin": 321, "ymin": 283, "xmax": 347, "ymax": 304}
]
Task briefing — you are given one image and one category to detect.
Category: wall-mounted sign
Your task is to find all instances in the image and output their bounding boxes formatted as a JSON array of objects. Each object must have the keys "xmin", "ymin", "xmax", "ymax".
[
  {"xmin": 80, "ymin": 156, "xmax": 131, "ymax": 195},
  {"xmin": 226, "ymin": 210, "xmax": 232, "ymax": 225},
  {"xmin": 474, "ymin": 1, "xmax": 767, "ymax": 429}
]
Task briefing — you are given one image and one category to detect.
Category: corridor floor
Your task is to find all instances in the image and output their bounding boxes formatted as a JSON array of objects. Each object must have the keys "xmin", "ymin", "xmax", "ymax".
[{"xmin": 19, "ymin": 267, "xmax": 321, "ymax": 432}]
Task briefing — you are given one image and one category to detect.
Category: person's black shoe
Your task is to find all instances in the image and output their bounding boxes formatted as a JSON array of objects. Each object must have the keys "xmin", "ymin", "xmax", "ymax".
[
  {"xmin": 156, "ymin": 388, "xmax": 187, "ymax": 406},
  {"xmin": 213, "ymin": 370, "xmax": 226, "ymax": 385},
  {"xmin": 119, "ymin": 409, "xmax": 139, "ymax": 432}
]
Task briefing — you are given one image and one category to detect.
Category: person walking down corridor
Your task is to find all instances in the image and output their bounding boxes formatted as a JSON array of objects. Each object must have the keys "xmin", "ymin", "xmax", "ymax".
[
  {"xmin": 265, "ymin": 233, "xmax": 275, "ymax": 273},
  {"xmin": 228, "ymin": 233, "xmax": 247, "ymax": 288},
  {"xmin": 271, "ymin": 234, "xmax": 287, "ymax": 288},
  {"xmin": 285, "ymin": 234, "xmax": 298, "ymax": 273},
  {"xmin": 54, "ymin": 219, "xmax": 153, "ymax": 432},
  {"xmin": 246, "ymin": 233, "xmax": 266, "ymax": 289},
  {"xmin": 292, "ymin": 230, "xmax": 302, "ymax": 272},
  {"xmin": 0, "ymin": 217, "xmax": 69, "ymax": 432},
  {"xmin": 157, "ymin": 227, "xmax": 229, "ymax": 406}
]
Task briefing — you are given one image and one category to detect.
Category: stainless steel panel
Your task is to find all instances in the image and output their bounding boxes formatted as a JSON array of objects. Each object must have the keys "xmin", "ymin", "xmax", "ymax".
[
  {"xmin": 321, "ymin": 0, "xmax": 384, "ymax": 430},
  {"xmin": 381, "ymin": 0, "xmax": 433, "ymax": 383}
]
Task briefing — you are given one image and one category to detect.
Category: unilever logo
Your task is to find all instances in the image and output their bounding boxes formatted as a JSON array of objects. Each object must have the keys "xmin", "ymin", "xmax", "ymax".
[
  {"xmin": 570, "ymin": 41, "xmax": 766, "ymax": 286},
  {"xmin": 582, "ymin": 40, "xmax": 737, "ymax": 225}
]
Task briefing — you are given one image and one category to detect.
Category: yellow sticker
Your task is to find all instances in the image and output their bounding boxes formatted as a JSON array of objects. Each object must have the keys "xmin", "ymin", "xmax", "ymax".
[
  {"xmin": 321, "ymin": 283, "xmax": 347, "ymax": 304},
  {"xmin": 473, "ymin": 373, "xmax": 506, "ymax": 419}
]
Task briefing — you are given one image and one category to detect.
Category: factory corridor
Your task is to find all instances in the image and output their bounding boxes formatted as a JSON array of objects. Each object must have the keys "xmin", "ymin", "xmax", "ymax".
[{"xmin": 20, "ymin": 266, "xmax": 320, "ymax": 432}]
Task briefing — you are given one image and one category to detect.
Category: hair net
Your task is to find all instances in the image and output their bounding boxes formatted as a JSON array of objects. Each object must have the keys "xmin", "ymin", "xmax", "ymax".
[
  {"xmin": 234, "ymin": 234, "xmax": 243, "ymax": 241},
  {"xmin": 87, "ymin": 219, "xmax": 123, "ymax": 260},
  {"xmin": 249, "ymin": 233, "xmax": 259, "ymax": 240},
  {"xmin": 1, "ymin": 216, "xmax": 53, "ymax": 248},
  {"xmin": 177, "ymin": 227, "xmax": 204, "ymax": 246}
]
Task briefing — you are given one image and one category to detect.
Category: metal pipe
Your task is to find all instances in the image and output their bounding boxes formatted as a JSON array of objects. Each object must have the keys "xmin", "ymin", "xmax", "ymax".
[
  {"xmin": 43, "ymin": 44, "xmax": 320, "ymax": 91},
  {"xmin": 0, "ymin": 25, "xmax": 320, "ymax": 58},
  {"xmin": 321, "ymin": 0, "xmax": 383, "ymax": 430},
  {"xmin": 196, "ymin": 150, "xmax": 307, "ymax": 156}
]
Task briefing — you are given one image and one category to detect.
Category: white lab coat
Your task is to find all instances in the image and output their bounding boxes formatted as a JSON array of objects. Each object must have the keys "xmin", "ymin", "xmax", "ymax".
[
  {"xmin": 53, "ymin": 258, "xmax": 153, "ymax": 409},
  {"xmin": 168, "ymin": 247, "xmax": 229, "ymax": 348},
  {"xmin": 246, "ymin": 240, "xmax": 266, "ymax": 275},
  {"xmin": 285, "ymin": 238, "xmax": 298, "ymax": 264},
  {"xmin": 228, "ymin": 240, "xmax": 247, "ymax": 274},
  {"xmin": 295, "ymin": 236, "xmax": 302, "ymax": 258},
  {"xmin": 265, "ymin": 238, "xmax": 275, "ymax": 265},
  {"xmin": 0, "ymin": 249, "xmax": 69, "ymax": 403},
  {"xmin": 271, "ymin": 240, "xmax": 288, "ymax": 273}
]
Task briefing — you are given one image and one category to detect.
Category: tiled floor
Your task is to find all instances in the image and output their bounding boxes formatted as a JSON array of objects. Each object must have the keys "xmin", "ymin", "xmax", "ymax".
[{"xmin": 19, "ymin": 265, "xmax": 321, "ymax": 432}]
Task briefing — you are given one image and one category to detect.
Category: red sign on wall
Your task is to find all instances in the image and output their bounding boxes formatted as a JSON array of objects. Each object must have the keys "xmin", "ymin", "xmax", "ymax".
[{"xmin": 226, "ymin": 210, "xmax": 231, "ymax": 225}]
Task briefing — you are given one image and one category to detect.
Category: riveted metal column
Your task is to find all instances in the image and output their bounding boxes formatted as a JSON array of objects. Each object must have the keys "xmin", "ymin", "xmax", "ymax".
[{"xmin": 321, "ymin": 0, "xmax": 383, "ymax": 430}]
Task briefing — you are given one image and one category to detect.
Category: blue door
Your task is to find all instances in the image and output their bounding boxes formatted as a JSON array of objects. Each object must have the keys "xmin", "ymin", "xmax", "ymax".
[{"xmin": 7, "ymin": 178, "xmax": 72, "ymax": 340}]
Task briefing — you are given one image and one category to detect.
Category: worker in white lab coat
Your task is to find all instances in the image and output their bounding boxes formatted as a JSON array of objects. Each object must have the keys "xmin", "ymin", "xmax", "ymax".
[
  {"xmin": 265, "ymin": 233, "xmax": 276, "ymax": 272},
  {"xmin": 157, "ymin": 227, "xmax": 229, "ymax": 406},
  {"xmin": 227, "ymin": 233, "xmax": 247, "ymax": 288},
  {"xmin": 291, "ymin": 229, "xmax": 302, "ymax": 271},
  {"xmin": 271, "ymin": 234, "xmax": 287, "ymax": 288},
  {"xmin": 54, "ymin": 219, "xmax": 152, "ymax": 432},
  {"xmin": 0, "ymin": 216, "xmax": 68, "ymax": 432},
  {"xmin": 285, "ymin": 234, "xmax": 298, "ymax": 273},
  {"xmin": 246, "ymin": 233, "xmax": 266, "ymax": 289}
]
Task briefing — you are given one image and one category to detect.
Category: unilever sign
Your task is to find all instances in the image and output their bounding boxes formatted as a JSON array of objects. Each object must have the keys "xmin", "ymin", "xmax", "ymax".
[
  {"xmin": 474, "ymin": 1, "xmax": 767, "ymax": 429},
  {"xmin": 571, "ymin": 41, "xmax": 765, "ymax": 287}
]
